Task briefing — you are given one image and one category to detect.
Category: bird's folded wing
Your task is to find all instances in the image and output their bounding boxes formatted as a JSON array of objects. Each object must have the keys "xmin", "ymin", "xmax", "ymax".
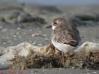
[{"xmin": 57, "ymin": 30, "xmax": 80, "ymax": 47}]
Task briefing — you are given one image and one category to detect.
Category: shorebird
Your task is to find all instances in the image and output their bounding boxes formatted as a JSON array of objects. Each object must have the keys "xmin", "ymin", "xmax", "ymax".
[{"xmin": 51, "ymin": 17, "xmax": 81, "ymax": 53}]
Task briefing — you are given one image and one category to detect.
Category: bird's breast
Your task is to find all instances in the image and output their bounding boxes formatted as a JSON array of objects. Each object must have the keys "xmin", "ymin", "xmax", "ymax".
[{"xmin": 51, "ymin": 39, "xmax": 75, "ymax": 53}]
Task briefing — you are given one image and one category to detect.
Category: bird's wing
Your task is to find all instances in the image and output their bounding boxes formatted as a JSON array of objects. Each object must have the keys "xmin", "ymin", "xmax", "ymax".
[{"xmin": 57, "ymin": 29, "xmax": 80, "ymax": 47}]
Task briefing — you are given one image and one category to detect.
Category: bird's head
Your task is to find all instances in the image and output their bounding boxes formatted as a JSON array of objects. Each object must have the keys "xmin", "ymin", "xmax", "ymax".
[{"xmin": 52, "ymin": 17, "xmax": 66, "ymax": 30}]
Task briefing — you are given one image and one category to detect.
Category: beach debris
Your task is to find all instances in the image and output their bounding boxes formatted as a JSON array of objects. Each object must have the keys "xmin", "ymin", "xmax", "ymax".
[
  {"xmin": 31, "ymin": 32, "xmax": 42, "ymax": 37},
  {"xmin": 0, "ymin": 41, "xmax": 99, "ymax": 70}
]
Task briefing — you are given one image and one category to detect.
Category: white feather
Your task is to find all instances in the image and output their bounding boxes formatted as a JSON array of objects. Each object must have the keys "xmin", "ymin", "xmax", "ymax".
[
  {"xmin": 52, "ymin": 26, "xmax": 56, "ymax": 30},
  {"xmin": 51, "ymin": 39, "xmax": 75, "ymax": 53}
]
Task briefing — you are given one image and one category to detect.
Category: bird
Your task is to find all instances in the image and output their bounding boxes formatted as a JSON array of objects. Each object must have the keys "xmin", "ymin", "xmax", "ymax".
[{"xmin": 51, "ymin": 17, "xmax": 81, "ymax": 53}]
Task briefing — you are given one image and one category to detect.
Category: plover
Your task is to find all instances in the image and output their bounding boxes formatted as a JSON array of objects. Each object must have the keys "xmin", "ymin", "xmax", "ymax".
[{"xmin": 51, "ymin": 17, "xmax": 81, "ymax": 53}]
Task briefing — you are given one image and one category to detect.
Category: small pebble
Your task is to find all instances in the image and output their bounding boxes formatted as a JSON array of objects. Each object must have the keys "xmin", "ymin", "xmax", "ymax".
[
  {"xmin": 2, "ymin": 28, "xmax": 7, "ymax": 32},
  {"xmin": 32, "ymin": 42, "xmax": 36, "ymax": 45},
  {"xmin": 37, "ymin": 44, "xmax": 43, "ymax": 46},
  {"xmin": 13, "ymin": 35, "xmax": 17, "ymax": 38},
  {"xmin": 17, "ymin": 27, "xmax": 21, "ymax": 30},
  {"xmin": 32, "ymin": 32, "xmax": 41, "ymax": 37},
  {"xmin": 42, "ymin": 34, "xmax": 47, "ymax": 37},
  {"xmin": 16, "ymin": 32, "xmax": 20, "ymax": 35},
  {"xmin": 3, "ymin": 42, "xmax": 6, "ymax": 45},
  {"xmin": 92, "ymin": 72, "xmax": 97, "ymax": 74}
]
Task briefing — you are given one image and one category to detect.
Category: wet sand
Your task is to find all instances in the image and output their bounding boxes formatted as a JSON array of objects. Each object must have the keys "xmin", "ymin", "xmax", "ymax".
[{"xmin": 1, "ymin": 68, "xmax": 99, "ymax": 74}]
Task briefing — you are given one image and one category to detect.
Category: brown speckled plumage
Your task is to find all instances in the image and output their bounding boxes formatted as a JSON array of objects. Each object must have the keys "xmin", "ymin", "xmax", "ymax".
[{"xmin": 52, "ymin": 17, "xmax": 81, "ymax": 47}]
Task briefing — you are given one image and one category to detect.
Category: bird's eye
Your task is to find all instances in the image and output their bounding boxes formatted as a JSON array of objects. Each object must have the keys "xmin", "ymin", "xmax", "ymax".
[{"xmin": 54, "ymin": 22, "xmax": 57, "ymax": 25}]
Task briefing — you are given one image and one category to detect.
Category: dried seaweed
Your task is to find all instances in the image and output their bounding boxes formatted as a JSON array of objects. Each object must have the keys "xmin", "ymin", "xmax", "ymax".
[{"xmin": 9, "ymin": 44, "xmax": 99, "ymax": 70}]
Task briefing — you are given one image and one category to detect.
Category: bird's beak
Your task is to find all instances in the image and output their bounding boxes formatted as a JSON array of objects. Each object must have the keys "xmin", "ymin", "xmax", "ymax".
[
  {"xmin": 44, "ymin": 25, "xmax": 51, "ymax": 28},
  {"xmin": 43, "ymin": 23, "xmax": 56, "ymax": 30}
]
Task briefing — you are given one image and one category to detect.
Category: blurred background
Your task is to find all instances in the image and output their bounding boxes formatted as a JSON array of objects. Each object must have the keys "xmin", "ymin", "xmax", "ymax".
[
  {"xmin": 0, "ymin": 0, "xmax": 99, "ymax": 47},
  {"xmin": 1, "ymin": 0, "xmax": 99, "ymax": 5}
]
